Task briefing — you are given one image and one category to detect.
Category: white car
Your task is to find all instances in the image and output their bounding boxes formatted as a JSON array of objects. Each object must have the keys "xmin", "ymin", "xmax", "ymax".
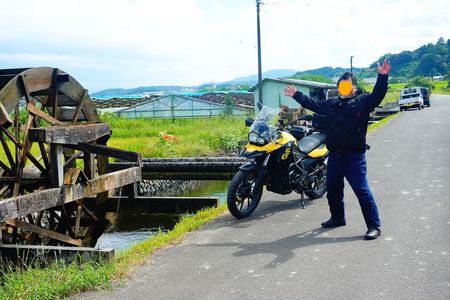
[{"xmin": 399, "ymin": 87, "xmax": 424, "ymax": 111}]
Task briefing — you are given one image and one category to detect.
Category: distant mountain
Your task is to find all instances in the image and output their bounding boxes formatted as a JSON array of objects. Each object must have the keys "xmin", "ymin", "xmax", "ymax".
[
  {"xmin": 370, "ymin": 37, "xmax": 449, "ymax": 78},
  {"xmin": 224, "ymin": 69, "xmax": 298, "ymax": 85},
  {"xmin": 291, "ymin": 67, "xmax": 368, "ymax": 83},
  {"xmin": 91, "ymin": 69, "xmax": 298, "ymax": 97},
  {"xmin": 292, "ymin": 66, "xmax": 365, "ymax": 79},
  {"xmin": 91, "ymin": 85, "xmax": 191, "ymax": 97}
]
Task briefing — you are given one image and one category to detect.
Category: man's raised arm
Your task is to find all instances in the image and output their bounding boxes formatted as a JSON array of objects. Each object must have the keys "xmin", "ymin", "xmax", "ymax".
[
  {"xmin": 366, "ymin": 59, "xmax": 391, "ymax": 110},
  {"xmin": 284, "ymin": 85, "xmax": 328, "ymax": 115}
]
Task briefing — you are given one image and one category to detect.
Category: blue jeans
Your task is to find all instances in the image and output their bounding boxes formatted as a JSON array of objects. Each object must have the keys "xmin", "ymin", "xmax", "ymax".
[{"xmin": 326, "ymin": 150, "xmax": 381, "ymax": 229}]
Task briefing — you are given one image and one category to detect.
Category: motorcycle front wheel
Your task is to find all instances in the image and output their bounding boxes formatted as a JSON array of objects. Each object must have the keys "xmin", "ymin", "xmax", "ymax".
[{"xmin": 227, "ymin": 170, "xmax": 263, "ymax": 219}]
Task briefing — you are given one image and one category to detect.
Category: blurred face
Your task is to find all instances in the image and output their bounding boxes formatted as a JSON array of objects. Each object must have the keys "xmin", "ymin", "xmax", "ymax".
[{"xmin": 338, "ymin": 78, "xmax": 357, "ymax": 98}]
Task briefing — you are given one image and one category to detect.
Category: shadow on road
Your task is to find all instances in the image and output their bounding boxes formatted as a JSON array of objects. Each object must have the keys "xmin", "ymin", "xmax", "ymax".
[
  {"xmin": 193, "ymin": 227, "xmax": 361, "ymax": 269},
  {"xmin": 219, "ymin": 196, "xmax": 319, "ymax": 229}
]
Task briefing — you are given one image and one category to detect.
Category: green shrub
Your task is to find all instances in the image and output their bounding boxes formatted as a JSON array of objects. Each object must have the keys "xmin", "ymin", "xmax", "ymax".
[{"xmin": 219, "ymin": 128, "xmax": 242, "ymax": 151}]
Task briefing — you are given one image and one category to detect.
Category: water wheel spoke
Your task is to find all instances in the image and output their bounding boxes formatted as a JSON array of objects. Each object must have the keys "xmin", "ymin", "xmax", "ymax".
[
  {"xmin": 4, "ymin": 218, "xmax": 82, "ymax": 246},
  {"xmin": 26, "ymin": 101, "xmax": 63, "ymax": 126},
  {"xmin": 0, "ymin": 131, "xmax": 16, "ymax": 169},
  {"xmin": 72, "ymin": 89, "xmax": 87, "ymax": 124},
  {"xmin": 0, "ymin": 126, "xmax": 46, "ymax": 173},
  {"xmin": 13, "ymin": 114, "xmax": 35, "ymax": 196}
]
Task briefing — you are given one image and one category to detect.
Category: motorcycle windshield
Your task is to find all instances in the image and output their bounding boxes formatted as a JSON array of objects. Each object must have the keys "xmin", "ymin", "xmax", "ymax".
[{"xmin": 250, "ymin": 106, "xmax": 280, "ymax": 142}]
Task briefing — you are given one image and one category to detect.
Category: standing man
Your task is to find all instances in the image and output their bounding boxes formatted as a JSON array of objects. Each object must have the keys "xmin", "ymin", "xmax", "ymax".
[{"xmin": 284, "ymin": 59, "xmax": 391, "ymax": 240}]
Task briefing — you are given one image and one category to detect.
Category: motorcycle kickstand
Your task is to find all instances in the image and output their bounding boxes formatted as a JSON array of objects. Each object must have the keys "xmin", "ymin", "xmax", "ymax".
[{"xmin": 300, "ymin": 192, "xmax": 305, "ymax": 209}]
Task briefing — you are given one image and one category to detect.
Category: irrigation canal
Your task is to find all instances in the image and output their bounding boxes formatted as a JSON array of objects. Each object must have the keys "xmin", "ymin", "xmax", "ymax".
[{"xmin": 96, "ymin": 181, "xmax": 229, "ymax": 251}]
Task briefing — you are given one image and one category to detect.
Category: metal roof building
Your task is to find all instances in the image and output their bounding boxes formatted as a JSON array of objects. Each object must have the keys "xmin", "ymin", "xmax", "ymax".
[
  {"xmin": 115, "ymin": 94, "xmax": 250, "ymax": 119},
  {"xmin": 249, "ymin": 78, "xmax": 336, "ymax": 110}
]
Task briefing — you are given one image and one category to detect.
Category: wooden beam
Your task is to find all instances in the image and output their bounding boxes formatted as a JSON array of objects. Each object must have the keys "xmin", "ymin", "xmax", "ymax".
[
  {"xmin": 0, "ymin": 198, "xmax": 18, "ymax": 221},
  {"xmin": 0, "ymin": 177, "xmax": 45, "ymax": 184},
  {"xmin": 28, "ymin": 123, "xmax": 110, "ymax": 145},
  {"xmin": 0, "ymin": 102, "xmax": 13, "ymax": 127},
  {"xmin": 64, "ymin": 168, "xmax": 81, "ymax": 185},
  {"xmin": 4, "ymin": 219, "xmax": 82, "ymax": 246},
  {"xmin": 83, "ymin": 152, "xmax": 95, "ymax": 179},
  {"xmin": 26, "ymin": 102, "xmax": 63, "ymax": 126},
  {"xmin": 0, "ymin": 167, "xmax": 141, "ymax": 223},
  {"xmin": 0, "ymin": 244, "xmax": 114, "ymax": 264},
  {"xmin": 72, "ymin": 89, "xmax": 87, "ymax": 124},
  {"xmin": 0, "ymin": 126, "xmax": 46, "ymax": 173},
  {"xmin": 0, "ymin": 160, "xmax": 13, "ymax": 174},
  {"xmin": 50, "ymin": 144, "xmax": 64, "ymax": 187},
  {"xmin": 63, "ymin": 150, "xmax": 82, "ymax": 169},
  {"xmin": 14, "ymin": 188, "xmax": 61, "ymax": 218},
  {"xmin": 66, "ymin": 142, "xmax": 142, "ymax": 166},
  {"xmin": 0, "ymin": 131, "xmax": 16, "ymax": 169}
]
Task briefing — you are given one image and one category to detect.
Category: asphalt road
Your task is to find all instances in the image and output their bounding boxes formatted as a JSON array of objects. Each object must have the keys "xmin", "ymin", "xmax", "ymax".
[{"xmin": 80, "ymin": 94, "xmax": 450, "ymax": 300}]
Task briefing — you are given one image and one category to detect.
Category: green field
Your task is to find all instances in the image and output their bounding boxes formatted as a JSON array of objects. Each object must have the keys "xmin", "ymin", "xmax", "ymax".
[
  {"xmin": 433, "ymin": 80, "xmax": 450, "ymax": 94},
  {"xmin": 102, "ymin": 114, "xmax": 249, "ymax": 157}
]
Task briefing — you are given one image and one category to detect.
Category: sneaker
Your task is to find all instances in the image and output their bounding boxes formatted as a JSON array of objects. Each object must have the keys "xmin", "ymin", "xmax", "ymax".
[
  {"xmin": 365, "ymin": 227, "xmax": 381, "ymax": 240},
  {"xmin": 321, "ymin": 218, "xmax": 346, "ymax": 228}
]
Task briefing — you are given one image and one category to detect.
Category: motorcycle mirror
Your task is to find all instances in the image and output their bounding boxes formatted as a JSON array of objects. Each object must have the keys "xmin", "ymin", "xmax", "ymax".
[{"xmin": 245, "ymin": 118, "xmax": 254, "ymax": 127}]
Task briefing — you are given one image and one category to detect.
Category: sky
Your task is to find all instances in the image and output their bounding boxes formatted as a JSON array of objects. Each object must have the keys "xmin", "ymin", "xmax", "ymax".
[{"xmin": 0, "ymin": 0, "xmax": 449, "ymax": 92}]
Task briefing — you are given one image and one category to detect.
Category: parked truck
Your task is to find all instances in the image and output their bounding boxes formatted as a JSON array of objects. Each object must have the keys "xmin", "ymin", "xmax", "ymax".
[{"xmin": 399, "ymin": 87, "xmax": 424, "ymax": 111}]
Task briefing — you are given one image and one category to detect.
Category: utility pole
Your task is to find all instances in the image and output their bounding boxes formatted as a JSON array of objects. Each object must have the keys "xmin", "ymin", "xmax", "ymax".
[
  {"xmin": 256, "ymin": 0, "xmax": 263, "ymax": 106},
  {"xmin": 350, "ymin": 56, "xmax": 354, "ymax": 74}
]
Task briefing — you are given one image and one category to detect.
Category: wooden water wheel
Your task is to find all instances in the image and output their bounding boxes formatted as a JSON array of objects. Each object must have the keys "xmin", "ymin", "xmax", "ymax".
[{"xmin": 0, "ymin": 67, "xmax": 141, "ymax": 249}]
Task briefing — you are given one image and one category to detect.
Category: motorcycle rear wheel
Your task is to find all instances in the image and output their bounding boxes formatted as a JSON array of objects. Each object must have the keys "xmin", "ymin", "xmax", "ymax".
[
  {"xmin": 227, "ymin": 170, "xmax": 263, "ymax": 219},
  {"xmin": 304, "ymin": 164, "xmax": 327, "ymax": 199}
]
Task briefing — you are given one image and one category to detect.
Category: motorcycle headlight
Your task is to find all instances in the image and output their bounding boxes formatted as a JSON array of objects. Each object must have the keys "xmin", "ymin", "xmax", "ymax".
[
  {"xmin": 248, "ymin": 131, "xmax": 259, "ymax": 143},
  {"xmin": 248, "ymin": 131, "xmax": 267, "ymax": 145}
]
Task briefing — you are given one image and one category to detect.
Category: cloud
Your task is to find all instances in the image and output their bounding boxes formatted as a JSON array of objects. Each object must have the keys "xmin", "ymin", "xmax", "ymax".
[{"xmin": 0, "ymin": 0, "xmax": 449, "ymax": 91}]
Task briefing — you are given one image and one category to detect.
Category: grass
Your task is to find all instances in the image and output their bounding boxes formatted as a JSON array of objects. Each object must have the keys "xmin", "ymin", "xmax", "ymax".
[
  {"xmin": 0, "ymin": 204, "xmax": 228, "ymax": 299},
  {"xmin": 102, "ymin": 114, "xmax": 249, "ymax": 157},
  {"xmin": 367, "ymin": 112, "xmax": 400, "ymax": 133},
  {"xmin": 433, "ymin": 80, "xmax": 450, "ymax": 95}
]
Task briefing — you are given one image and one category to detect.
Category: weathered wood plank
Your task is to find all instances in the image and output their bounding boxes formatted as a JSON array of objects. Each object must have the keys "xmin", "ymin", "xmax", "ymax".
[
  {"xmin": 0, "ymin": 167, "xmax": 141, "ymax": 223},
  {"xmin": 66, "ymin": 142, "xmax": 142, "ymax": 166},
  {"xmin": 26, "ymin": 102, "xmax": 63, "ymax": 126},
  {"xmin": 0, "ymin": 126, "xmax": 46, "ymax": 173},
  {"xmin": 0, "ymin": 198, "xmax": 19, "ymax": 221},
  {"xmin": 28, "ymin": 123, "xmax": 110, "ymax": 144},
  {"xmin": 64, "ymin": 168, "xmax": 81, "ymax": 185},
  {"xmin": 0, "ymin": 244, "xmax": 114, "ymax": 264},
  {"xmin": 72, "ymin": 89, "xmax": 87, "ymax": 124},
  {"xmin": 0, "ymin": 131, "xmax": 16, "ymax": 169},
  {"xmin": 4, "ymin": 219, "xmax": 82, "ymax": 246},
  {"xmin": 15, "ymin": 188, "xmax": 61, "ymax": 217},
  {"xmin": 50, "ymin": 144, "xmax": 64, "ymax": 187},
  {"xmin": 0, "ymin": 102, "xmax": 13, "ymax": 127},
  {"xmin": 67, "ymin": 167, "xmax": 141, "ymax": 201}
]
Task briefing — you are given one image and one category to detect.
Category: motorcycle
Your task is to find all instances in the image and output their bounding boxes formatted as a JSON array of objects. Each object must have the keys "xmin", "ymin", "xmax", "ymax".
[{"xmin": 227, "ymin": 106, "xmax": 329, "ymax": 218}]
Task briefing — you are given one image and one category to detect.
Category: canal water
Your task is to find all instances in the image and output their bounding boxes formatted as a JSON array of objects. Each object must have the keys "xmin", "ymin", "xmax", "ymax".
[{"xmin": 96, "ymin": 181, "xmax": 229, "ymax": 251}]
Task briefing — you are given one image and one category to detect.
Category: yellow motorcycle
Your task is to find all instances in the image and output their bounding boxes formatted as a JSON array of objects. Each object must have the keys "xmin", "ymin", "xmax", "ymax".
[{"xmin": 227, "ymin": 106, "xmax": 328, "ymax": 218}]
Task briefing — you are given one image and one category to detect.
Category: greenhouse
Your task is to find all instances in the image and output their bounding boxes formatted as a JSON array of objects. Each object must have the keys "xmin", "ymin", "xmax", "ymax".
[{"xmin": 115, "ymin": 94, "xmax": 251, "ymax": 119}]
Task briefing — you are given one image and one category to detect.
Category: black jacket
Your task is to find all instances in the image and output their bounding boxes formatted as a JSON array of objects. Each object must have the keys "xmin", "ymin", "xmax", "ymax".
[{"xmin": 292, "ymin": 74, "xmax": 388, "ymax": 152}]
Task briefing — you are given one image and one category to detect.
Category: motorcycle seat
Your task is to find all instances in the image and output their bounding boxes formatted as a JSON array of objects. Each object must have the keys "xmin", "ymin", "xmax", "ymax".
[{"xmin": 298, "ymin": 133, "xmax": 326, "ymax": 154}]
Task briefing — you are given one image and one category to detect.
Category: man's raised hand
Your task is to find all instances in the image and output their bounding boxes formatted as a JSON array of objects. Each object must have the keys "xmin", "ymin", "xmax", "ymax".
[
  {"xmin": 284, "ymin": 85, "xmax": 297, "ymax": 97},
  {"xmin": 377, "ymin": 58, "xmax": 391, "ymax": 75}
]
